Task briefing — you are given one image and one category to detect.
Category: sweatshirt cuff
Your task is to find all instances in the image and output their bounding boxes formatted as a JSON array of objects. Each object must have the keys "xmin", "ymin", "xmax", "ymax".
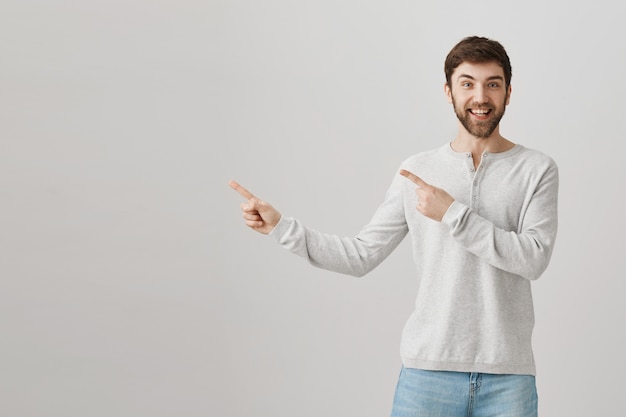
[
  {"xmin": 268, "ymin": 215, "xmax": 292, "ymax": 242},
  {"xmin": 441, "ymin": 200, "xmax": 468, "ymax": 227}
]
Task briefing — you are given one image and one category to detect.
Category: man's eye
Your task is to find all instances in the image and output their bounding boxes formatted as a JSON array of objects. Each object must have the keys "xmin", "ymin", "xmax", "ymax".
[
  {"xmin": 488, "ymin": 82, "xmax": 499, "ymax": 88},
  {"xmin": 462, "ymin": 82, "xmax": 471, "ymax": 87}
]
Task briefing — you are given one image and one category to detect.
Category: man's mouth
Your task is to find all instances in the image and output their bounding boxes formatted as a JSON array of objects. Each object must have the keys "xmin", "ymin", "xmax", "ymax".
[{"xmin": 468, "ymin": 108, "xmax": 492, "ymax": 120}]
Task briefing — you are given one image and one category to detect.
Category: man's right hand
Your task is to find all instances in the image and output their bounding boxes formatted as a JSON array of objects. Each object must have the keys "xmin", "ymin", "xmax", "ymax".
[{"xmin": 229, "ymin": 180, "xmax": 281, "ymax": 235}]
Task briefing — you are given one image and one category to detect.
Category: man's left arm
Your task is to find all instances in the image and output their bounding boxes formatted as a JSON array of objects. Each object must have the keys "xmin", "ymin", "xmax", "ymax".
[{"xmin": 400, "ymin": 166, "xmax": 559, "ymax": 280}]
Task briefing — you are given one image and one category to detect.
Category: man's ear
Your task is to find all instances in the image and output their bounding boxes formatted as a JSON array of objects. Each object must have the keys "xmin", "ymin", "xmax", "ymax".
[
  {"xmin": 506, "ymin": 84, "xmax": 512, "ymax": 105},
  {"xmin": 444, "ymin": 82, "xmax": 452, "ymax": 103}
]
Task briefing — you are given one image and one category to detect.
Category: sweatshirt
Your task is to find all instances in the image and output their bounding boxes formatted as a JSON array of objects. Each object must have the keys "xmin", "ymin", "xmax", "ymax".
[{"xmin": 269, "ymin": 143, "xmax": 559, "ymax": 376}]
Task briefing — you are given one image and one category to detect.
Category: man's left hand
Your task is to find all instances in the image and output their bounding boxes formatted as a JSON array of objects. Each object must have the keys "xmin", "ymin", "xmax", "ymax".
[{"xmin": 400, "ymin": 169, "xmax": 455, "ymax": 222}]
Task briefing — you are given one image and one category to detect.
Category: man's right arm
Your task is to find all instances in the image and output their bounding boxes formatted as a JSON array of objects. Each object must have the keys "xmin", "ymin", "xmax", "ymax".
[{"xmin": 230, "ymin": 175, "xmax": 409, "ymax": 277}]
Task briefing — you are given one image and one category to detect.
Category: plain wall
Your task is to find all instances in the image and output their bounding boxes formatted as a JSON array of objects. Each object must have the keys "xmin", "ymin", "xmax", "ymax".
[{"xmin": 1, "ymin": 0, "xmax": 625, "ymax": 416}]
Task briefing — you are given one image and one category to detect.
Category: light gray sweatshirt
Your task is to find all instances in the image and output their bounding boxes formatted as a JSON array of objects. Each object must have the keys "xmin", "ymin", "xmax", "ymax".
[{"xmin": 269, "ymin": 143, "xmax": 558, "ymax": 376}]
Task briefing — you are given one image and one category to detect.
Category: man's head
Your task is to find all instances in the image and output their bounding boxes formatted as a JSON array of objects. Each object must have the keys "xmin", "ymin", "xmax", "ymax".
[
  {"xmin": 444, "ymin": 36, "xmax": 512, "ymax": 89},
  {"xmin": 444, "ymin": 36, "xmax": 512, "ymax": 139}
]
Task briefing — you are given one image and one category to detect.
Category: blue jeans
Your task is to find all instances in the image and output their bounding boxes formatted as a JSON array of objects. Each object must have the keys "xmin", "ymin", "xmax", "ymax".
[{"xmin": 390, "ymin": 367, "xmax": 538, "ymax": 417}]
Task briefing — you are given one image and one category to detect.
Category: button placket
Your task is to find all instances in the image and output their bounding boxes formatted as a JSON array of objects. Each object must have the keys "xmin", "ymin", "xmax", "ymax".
[
  {"xmin": 470, "ymin": 155, "xmax": 488, "ymax": 210},
  {"xmin": 466, "ymin": 152, "xmax": 475, "ymax": 173}
]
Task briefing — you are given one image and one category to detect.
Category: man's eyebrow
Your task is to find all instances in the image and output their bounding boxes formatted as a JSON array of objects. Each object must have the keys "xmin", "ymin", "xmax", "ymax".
[{"xmin": 457, "ymin": 74, "xmax": 505, "ymax": 81}]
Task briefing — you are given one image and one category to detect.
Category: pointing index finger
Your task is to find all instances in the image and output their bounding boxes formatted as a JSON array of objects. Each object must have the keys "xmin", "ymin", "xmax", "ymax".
[
  {"xmin": 399, "ymin": 169, "xmax": 429, "ymax": 187},
  {"xmin": 229, "ymin": 180, "xmax": 256, "ymax": 200}
]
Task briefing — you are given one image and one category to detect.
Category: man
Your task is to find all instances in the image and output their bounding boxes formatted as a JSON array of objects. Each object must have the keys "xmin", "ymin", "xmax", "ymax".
[{"xmin": 230, "ymin": 36, "xmax": 558, "ymax": 417}]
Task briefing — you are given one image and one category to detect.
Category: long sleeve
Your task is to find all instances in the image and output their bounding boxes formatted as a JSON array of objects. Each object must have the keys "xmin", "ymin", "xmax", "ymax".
[
  {"xmin": 441, "ymin": 155, "xmax": 559, "ymax": 280},
  {"xmin": 269, "ymin": 175, "xmax": 409, "ymax": 277}
]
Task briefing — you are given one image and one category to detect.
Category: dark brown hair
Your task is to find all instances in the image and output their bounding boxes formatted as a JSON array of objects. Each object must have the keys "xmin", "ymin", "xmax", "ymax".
[{"xmin": 444, "ymin": 36, "xmax": 512, "ymax": 88}]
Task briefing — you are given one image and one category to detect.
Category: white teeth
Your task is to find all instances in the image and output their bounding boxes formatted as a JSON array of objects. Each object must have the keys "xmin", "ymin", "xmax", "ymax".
[{"xmin": 471, "ymin": 109, "xmax": 489, "ymax": 115}]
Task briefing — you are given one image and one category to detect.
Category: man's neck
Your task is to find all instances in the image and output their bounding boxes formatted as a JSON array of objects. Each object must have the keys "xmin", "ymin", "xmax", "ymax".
[
  {"xmin": 451, "ymin": 129, "xmax": 514, "ymax": 153},
  {"xmin": 450, "ymin": 128, "xmax": 515, "ymax": 168}
]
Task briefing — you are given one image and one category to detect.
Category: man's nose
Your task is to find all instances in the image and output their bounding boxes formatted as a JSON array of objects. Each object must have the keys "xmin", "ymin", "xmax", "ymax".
[{"xmin": 474, "ymin": 86, "xmax": 488, "ymax": 103}]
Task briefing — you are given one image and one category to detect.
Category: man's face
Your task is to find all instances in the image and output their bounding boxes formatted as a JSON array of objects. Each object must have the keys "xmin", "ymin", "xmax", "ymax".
[{"xmin": 445, "ymin": 61, "xmax": 511, "ymax": 138}]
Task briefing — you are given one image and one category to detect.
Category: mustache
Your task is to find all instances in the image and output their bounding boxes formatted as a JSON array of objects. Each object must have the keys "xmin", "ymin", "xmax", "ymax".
[{"xmin": 466, "ymin": 104, "xmax": 493, "ymax": 109}]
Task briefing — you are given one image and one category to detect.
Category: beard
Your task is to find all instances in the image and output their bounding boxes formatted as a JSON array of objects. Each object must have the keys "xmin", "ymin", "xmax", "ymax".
[{"xmin": 452, "ymin": 94, "xmax": 507, "ymax": 138}]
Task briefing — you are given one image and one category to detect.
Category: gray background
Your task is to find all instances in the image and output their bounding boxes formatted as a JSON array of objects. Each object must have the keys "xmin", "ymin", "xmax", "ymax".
[{"xmin": 2, "ymin": 0, "xmax": 625, "ymax": 416}]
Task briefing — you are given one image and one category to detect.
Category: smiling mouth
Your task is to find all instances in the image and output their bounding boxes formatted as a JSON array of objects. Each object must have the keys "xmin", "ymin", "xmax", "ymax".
[{"xmin": 468, "ymin": 108, "xmax": 492, "ymax": 116}]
